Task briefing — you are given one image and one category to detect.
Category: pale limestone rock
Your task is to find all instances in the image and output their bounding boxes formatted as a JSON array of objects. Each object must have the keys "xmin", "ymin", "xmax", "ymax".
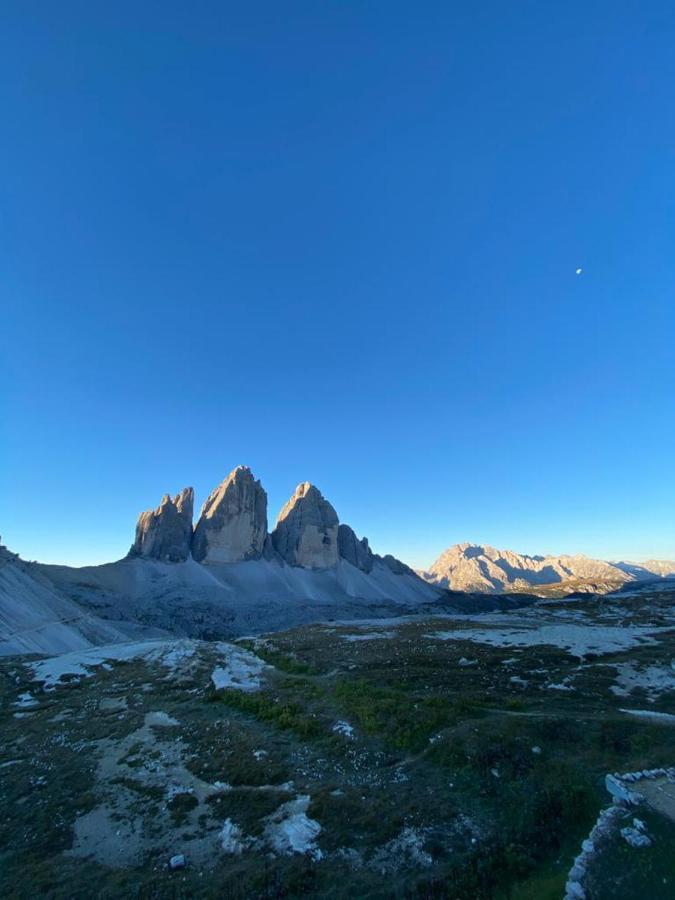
[
  {"xmin": 272, "ymin": 483, "xmax": 338, "ymax": 569},
  {"xmin": 129, "ymin": 488, "xmax": 194, "ymax": 563},
  {"xmin": 422, "ymin": 543, "xmax": 634, "ymax": 593},
  {"xmin": 192, "ymin": 467, "xmax": 267, "ymax": 564}
]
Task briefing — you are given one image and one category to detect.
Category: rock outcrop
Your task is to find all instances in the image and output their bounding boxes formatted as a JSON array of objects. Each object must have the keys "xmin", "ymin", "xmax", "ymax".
[
  {"xmin": 129, "ymin": 488, "xmax": 194, "ymax": 563},
  {"xmin": 125, "ymin": 468, "xmax": 432, "ymax": 584},
  {"xmin": 272, "ymin": 483, "xmax": 339, "ymax": 569},
  {"xmin": 192, "ymin": 467, "xmax": 268, "ymax": 564},
  {"xmin": 337, "ymin": 524, "xmax": 374, "ymax": 573},
  {"xmin": 380, "ymin": 554, "xmax": 417, "ymax": 577}
]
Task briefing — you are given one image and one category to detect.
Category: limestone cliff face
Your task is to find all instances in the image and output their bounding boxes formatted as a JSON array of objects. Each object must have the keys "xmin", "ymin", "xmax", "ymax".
[
  {"xmin": 191, "ymin": 466, "xmax": 268, "ymax": 564},
  {"xmin": 129, "ymin": 488, "xmax": 194, "ymax": 562},
  {"xmin": 337, "ymin": 524, "xmax": 374, "ymax": 573},
  {"xmin": 272, "ymin": 483, "xmax": 339, "ymax": 569},
  {"xmin": 126, "ymin": 468, "xmax": 422, "ymax": 581}
]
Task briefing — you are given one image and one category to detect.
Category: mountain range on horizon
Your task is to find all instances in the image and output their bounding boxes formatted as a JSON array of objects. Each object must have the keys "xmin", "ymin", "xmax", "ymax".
[
  {"xmin": 2, "ymin": 464, "xmax": 674, "ymax": 658},
  {"xmin": 421, "ymin": 542, "xmax": 675, "ymax": 595},
  {"xmin": 124, "ymin": 464, "xmax": 674, "ymax": 596},
  {"xmin": 3, "ymin": 463, "xmax": 674, "ymax": 600}
]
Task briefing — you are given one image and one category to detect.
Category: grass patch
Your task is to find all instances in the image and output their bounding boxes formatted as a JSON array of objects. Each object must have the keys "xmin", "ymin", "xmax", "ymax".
[
  {"xmin": 333, "ymin": 678, "xmax": 458, "ymax": 752},
  {"xmin": 206, "ymin": 788, "xmax": 291, "ymax": 837},
  {"xmin": 110, "ymin": 777, "xmax": 164, "ymax": 801},
  {"xmin": 167, "ymin": 791, "xmax": 198, "ymax": 825},
  {"xmin": 249, "ymin": 645, "xmax": 319, "ymax": 676},
  {"xmin": 213, "ymin": 689, "xmax": 324, "ymax": 739}
]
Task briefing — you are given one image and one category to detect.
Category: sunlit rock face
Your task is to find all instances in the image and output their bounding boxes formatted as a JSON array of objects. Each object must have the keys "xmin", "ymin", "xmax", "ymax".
[
  {"xmin": 337, "ymin": 524, "xmax": 374, "ymax": 573},
  {"xmin": 191, "ymin": 466, "xmax": 268, "ymax": 564},
  {"xmin": 422, "ymin": 543, "xmax": 634, "ymax": 593},
  {"xmin": 129, "ymin": 488, "xmax": 194, "ymax": 562},
  {"xmin": 272, "ymin": 483, "xmax": 339, "ymax": 569}
]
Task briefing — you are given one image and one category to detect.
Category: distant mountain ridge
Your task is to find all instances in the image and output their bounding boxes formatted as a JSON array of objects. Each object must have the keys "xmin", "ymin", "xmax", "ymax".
[
  {"xmin": 5, "ymin": 468, "xmax": 674, "ymax": 653},
  {"xmin": 613, "ymin": 559, "xmax": 675, "ymax": 580},
  {"xmin": 421, "ymin": 543, "xmax": 675, "ymax": 594}
]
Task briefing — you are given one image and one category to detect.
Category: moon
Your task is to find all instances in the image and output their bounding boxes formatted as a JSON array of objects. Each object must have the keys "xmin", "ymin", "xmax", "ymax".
[{"xmin": 575, "ymin": 268, "xmax": 583, "ymax": 275}]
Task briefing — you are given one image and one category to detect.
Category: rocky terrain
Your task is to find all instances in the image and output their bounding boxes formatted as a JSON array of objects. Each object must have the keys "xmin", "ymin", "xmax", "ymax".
[
  {"xmin": 0, "ymin": 545, "xmax": 165, "ymax": 656},
  {"xmin": 1, "ymin": 584, "xmax": 673, "ymax": 899},
  {"xmin": 1, "ymin": 466, "xmax": 674, "ymax": 898},
  {"xmin": 421, "ymin": 543, "xmax": 675, "ymax": 595}
]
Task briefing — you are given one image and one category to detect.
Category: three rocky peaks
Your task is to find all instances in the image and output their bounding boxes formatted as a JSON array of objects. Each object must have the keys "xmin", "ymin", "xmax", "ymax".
[{"xmin": 130, "ymin": 466, "xmax": 410, "ymax": 576}]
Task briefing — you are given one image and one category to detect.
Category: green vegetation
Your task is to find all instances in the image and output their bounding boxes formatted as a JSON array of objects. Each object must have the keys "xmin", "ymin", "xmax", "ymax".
[
  {"xmin": 238, "ymin": 641, "xmax": 319, "ymax": 676},
  {"xmin": 168, "ymin": 791, "xmax": 199, "ymax": 825},
  {"xmin": 332, "ymin": 677, "xmax": 458, "ymax": 751},
  {"xmin": 212, "ymin": 688, "xmax": 325, "ymax": 739},
  {"xmin": 1, "ymin": 590, "xmax": 673, "ymax": 899}
]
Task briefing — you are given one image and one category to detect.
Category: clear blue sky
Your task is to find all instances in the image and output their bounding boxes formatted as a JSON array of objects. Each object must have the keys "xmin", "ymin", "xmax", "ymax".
[{"xmin": 2, "ymin": 2, "xmax": 674, "ymax": 568}]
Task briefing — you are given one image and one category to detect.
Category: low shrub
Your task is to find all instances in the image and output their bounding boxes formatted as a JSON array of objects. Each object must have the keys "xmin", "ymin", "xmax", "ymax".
[{"xmin": 215, "ymin": 690, "xmax": 324, "ymax": 739}]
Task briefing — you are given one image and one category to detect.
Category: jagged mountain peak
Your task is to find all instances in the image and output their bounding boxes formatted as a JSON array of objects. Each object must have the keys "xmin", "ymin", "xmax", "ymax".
[
  {"xmin": 338, "ymin": 524, "xmax": 374, "ymax": 573},
  {"xmin": 192, "ymin": 466, "xmax": 268, "ymax": 564},
  {"xmin": 129, "ymin": 487, "xmax": 194, "ymax": 563},
  {"xmin": 423, "ymin": 542, "xmax": 633, "ymax": 594},
  {"xmin": 613, "ymin": 558, "xmax": 675, "ymax": 580},
  {"xmin": 275, "ymin": 482, "xmax": 329, "ymax": 515},
  {"xmin": 272, "ymin": 482, "xmax": 339, "ymax": 569},
  {"xmin": 123, "ymin": 468, "xmax": 423, "ymax": 584}
]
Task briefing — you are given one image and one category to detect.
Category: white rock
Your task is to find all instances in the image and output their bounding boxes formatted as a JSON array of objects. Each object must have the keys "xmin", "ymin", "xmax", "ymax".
[
  {"xmin": 605, "ymin": 774, "xmax": 643, "ymax": 805},
  {"xmin": 565, "ymin": 879, "xmax": 586, "ymax": 900},
  {"xmin": 621, "ymin": 827, "xmax": 652, "ymax": 848},
  {"xmin": 220, "ymin": 819, "xmax": 247, "ymax": 854}
]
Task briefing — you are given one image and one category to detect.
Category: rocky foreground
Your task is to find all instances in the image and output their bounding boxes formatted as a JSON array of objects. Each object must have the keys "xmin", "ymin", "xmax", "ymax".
[{"xmin": 1, "ymin": 585, "xmax": 674, "ymax": 899}]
